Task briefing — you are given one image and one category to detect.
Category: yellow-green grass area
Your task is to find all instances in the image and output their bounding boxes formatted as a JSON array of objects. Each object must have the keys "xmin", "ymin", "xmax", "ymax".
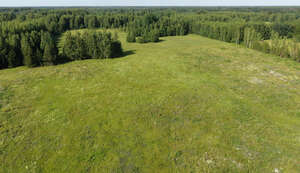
[{"xmin": 1, "ymin": 31, "xmax": 300, "ymax": 172}]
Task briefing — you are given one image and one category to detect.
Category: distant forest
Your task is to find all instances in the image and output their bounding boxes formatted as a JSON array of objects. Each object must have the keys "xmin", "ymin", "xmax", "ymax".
[{"xmin": 1, "ymin": 7, "xmax": 300, "ymax": 70}]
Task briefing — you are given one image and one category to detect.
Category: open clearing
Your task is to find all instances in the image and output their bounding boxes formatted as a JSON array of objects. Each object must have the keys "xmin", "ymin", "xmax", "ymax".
[{"xmin": 1, "ymin": 32, "xmax": 300, "ymax": 172}]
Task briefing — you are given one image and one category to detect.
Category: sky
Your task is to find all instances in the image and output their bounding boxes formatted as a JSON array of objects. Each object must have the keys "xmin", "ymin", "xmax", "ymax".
[{"xmin": 0, "ymin": 0, "xmax": 300, "ymax": 7}]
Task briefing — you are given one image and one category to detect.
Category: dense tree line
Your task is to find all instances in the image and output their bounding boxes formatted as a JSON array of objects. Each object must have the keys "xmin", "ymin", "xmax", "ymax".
[
  {"xmin": 60, "ymin": 30, "xmax": 122, "ymax": 60},
  {"xmin": 190, "ymin": 21, "xmax": 295, "ymax": 43},
  {"xmin": 126, "ymin": 14, "xmax": 190, "ymax": 43},
  {"xmin": 191, "ymin": 21, "xmax": 300, "ymax": 61},
  {"xmin": 1, "ymin": 7, "xmax": 300, "ymax": 70},
  {"xmin": 0, "ymin": 30, "xmax": 59, "ymax": 69},
  {"xmin": 0, "ymin": 11, "xmax": 128, "ymax": 69},
  {"xmin": 191, "ymin": 22, "xmax": 245, "ymax": 43},
  {"xmin": 0, "ymin": 29, "xmax": 123, "ymax": 69}
]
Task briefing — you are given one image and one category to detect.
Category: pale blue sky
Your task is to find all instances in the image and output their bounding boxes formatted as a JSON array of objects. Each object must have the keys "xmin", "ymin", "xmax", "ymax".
[{"xmin": 0, "ymin": 0, "xmax": 300, "ymax": 7}]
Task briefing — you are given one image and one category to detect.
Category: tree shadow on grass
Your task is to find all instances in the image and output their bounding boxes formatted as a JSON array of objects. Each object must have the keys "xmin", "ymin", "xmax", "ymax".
[
  {"xmin": 109, "ymin": 50, "xmax": 135, "ymax": 59},
  {"xmin": 123, "ymin": 50, "xmax": 136, "ymax": 56},
  {"xmin": 56, "ymin": 50, "xmax": 136, "ymax": 63},
  {"xmin": 55, "ymin": 56, "xmax": 72, "ymax": 65},
  {"xmin": 112, "ymin": 50, "xmax": 136, "ymax": 59},
  {"xmin": 138, "ymin": 40, "xmax": 165, "ymax": 44},
  {"xmin": 157, "ymin": 39, "xmax": 165, "ymax": 43},
  {"xmin": 0, "ymin": 50, "xmax": 137, "ymax": 70}
]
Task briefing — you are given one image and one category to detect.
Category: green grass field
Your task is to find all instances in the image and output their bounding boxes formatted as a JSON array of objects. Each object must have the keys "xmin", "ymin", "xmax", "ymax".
[{"xmin": 1, "ymin": 31, "xmax": 300, "ymax": 172}]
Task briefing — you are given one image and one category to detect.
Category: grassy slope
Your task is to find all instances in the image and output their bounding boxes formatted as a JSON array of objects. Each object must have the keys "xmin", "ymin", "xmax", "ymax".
[{"xmin": 1, "ymin": 32, "xmax": 300, "ymax": 172}]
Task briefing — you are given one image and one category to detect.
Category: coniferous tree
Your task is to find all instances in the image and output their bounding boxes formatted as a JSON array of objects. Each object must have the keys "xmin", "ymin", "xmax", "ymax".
[
  {"xmin": 58, "ymin": 16, "xmax": 70, "ymax": 33},
  {"xmin": 136, "ymin": 36, "xmax": 146, "ymax": 44},
  {"xmin": 85, "ymin": 31, "xmax": 97, "ymax": 58},
  {"xmin": 0, "ymin": 36, "xmax": 8, "ymax": 69},
  {"xmin": 8, "ymin": 34, "xmax": 22, "ymax": 67},
  {"xmin": 21, "ymin": 31, "xmax": 42, "ymax": 67},
  {"xmin": 74, "ymin": 15, "xmax": 84, "ymax": 29},
  {"xmin": 102, "ymin": 32, "xmax": 113, "ymax": 58},
  {"xmin": 75, "ymin": 32, "xmax": 87, "ymax": 60},
  {"xmin": 21, "ymin": 33, "xmax": 35, "ymax": 67},
  {"xmin": 294, "ymin": 23, "xmax": 300, "ymax": 42},
  {"xmin": 113, "ymin": 32, "xmax": 119, "ymax": 41},
  {"xmin": 47, "ymin": 21, "xmax": 59, "ymax": 34},
  {"xmin": 149, "ymin": 29, "xmax": 160, "ymax": 42},
  {"xmin": 3, "ymin": 34, "xmax": 22, "ymax": 68},
  {"xmin": 88, "ymin": 16, "xmax": 98, "ymax": 29},
  {"xmin": 126, "ymin": 30, "xmax": 136, "ymax": 43},
  {"xmin": 7, "ymin": 49, "xmax": 17, "ymax": 68},
  {"xmin": 41, "ymin": 32, "xmax": 58, "ymax": 65},
  {"xmin": 43, "ymin": 42, "xmax": 57, "ymax": 65},
  {"xmin": 62, "ymin": 32, "xmax": 77, "ymax": 60},
  {"xmin": 110, "ymin": 40, "xmax": 123, "ymax": 58}
]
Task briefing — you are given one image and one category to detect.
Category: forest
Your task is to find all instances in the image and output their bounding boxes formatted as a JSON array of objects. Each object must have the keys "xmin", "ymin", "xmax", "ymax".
[{"xmin": 1, "ymin": 7, "xmax": 300, "ymax": 70}]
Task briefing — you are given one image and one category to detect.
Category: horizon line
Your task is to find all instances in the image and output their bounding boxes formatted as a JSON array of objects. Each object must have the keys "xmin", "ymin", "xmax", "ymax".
[{"xmin": 1, "ymin": 5, "xmax": 300, "ymax": 8}]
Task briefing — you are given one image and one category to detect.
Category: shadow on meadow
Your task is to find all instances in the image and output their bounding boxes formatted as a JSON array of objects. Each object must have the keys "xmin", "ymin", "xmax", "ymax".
[
  {"xmin": 119, "ymin": 50, "xmax": 136, "ymax": 57},
  {"xmin": 17, "ymin": 49, "xmax": 138, "ymax": 69}
]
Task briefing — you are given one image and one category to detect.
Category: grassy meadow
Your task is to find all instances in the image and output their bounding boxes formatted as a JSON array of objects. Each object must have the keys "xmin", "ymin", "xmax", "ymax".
[{"xmin": 1, "ymin": 31, "xmax": 300, "ymax": 172}]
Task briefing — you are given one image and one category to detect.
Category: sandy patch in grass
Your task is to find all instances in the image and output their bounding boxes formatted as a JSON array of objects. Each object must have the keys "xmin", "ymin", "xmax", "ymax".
[
  {"xmin": 248, "ymin": 77, "xmax": 264, "ymax": 84},
  {"xmin": 269, "ymin": 70, "xmax": 288, "ymax": 81}
]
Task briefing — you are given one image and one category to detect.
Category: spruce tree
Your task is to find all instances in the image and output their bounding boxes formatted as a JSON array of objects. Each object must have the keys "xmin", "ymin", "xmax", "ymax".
[
  {"xmin": 294, "ymin": 23, "xmax": 300, "ymax": 42},
  {"xmin": 0, "ymin": 36, "xmax": 8, "ymax": 69},
  {"xmin": 150, "ymin": 29, "xmax": 160, "ymax": 42},
  {"xmin": 126, "ymin": 30, "xmax": 136, "ymax": 43},
  {"xmin": 21, "ymin": 32, "xmax": 42, "ymax": 67},
  {"xmin": 43, "ymin": 41, "xmax": 57, "ymax": 65},
  {"xmin": 74, "ymin": 32, "xmax": 86, "ymax": 60},
  {"xmin": 40, "ymin": 31, "xmax": 58, "ymax": 65},
  {"xmin": 63, "ymin": 32, "xmax": 77, "ymax": 60},
  {"xmin": 21, "ymin": 34, "xmax": 35, "ymax": 67},
  {"xmin": 58, "ymin": 16, "xmax": 69, "ymax": 33},
  {"xmin": 110, "ymin": 41, "xmax": 123, "ymax": 58},
  {"xmin": 75, "ymin": 16, "xmax": 84, "ymax": 29},
  {"xmin": 7, "ymin": 49, "xmax": 17, "ymax": 68}
]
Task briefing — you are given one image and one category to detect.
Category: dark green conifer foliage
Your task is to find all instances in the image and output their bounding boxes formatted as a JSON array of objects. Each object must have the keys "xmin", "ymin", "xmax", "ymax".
[
  {"xmin": 74, "ymin": 32, "xmax": 87, "ymax": 60},
  {"xmin": 2, "ymin": 7, "xmax": 300, "ymax": 70},
  {"xmin": 110, "ymin": 41, "xmax": 123, "ymax": 58},
  {"xmin": 126, "ymin": 30, "xmax": 136, "ymax": 43},
  {"xmin": 63, "ymin": 32, "xmax": 77, "ymax": 60},
  {"xmin": 41, "ymin": 32, "xmax": 58, "ymax": 65},
  {"xmin": 43, "ymin": 43, "xmax": 57, "ymax": 65},
  {"xmin": 149, "ymin": 29, "xmax": 160, "ymax": 42},
  {"xmin": 0, "ymin": 36, "xmax": 8, "ymax": 69},
  {"xmin": 58, "ymin": 16, "xmax": 70, "ymax": 33},
  {"xmin": 61, "ymin": 30, "xmax": 123, "ymax": 60},
  {"xmin": 7, "ymin": 34, "xmax": 22, "ymax": 67},
  {"xmin": 74, "ymin": 16, "xmax": 84, "ymax": 29},
  {"xmin": 7, "ymin": 49, "xmax": 17, "ymax": 68},
  {"xmin": 294, "ymin": 23, "xmax": 300, "ymax": 42},
  {"xmin": 21, "ymin": 34, "xmax": 35, "ymax": 67},
  {"xmin": 21, "ymin": 31, "xmax": 42, "ymax": 67},
  {"xmin": 88, "ymin": 16, "xmax": 98, "ymax": 29}
]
